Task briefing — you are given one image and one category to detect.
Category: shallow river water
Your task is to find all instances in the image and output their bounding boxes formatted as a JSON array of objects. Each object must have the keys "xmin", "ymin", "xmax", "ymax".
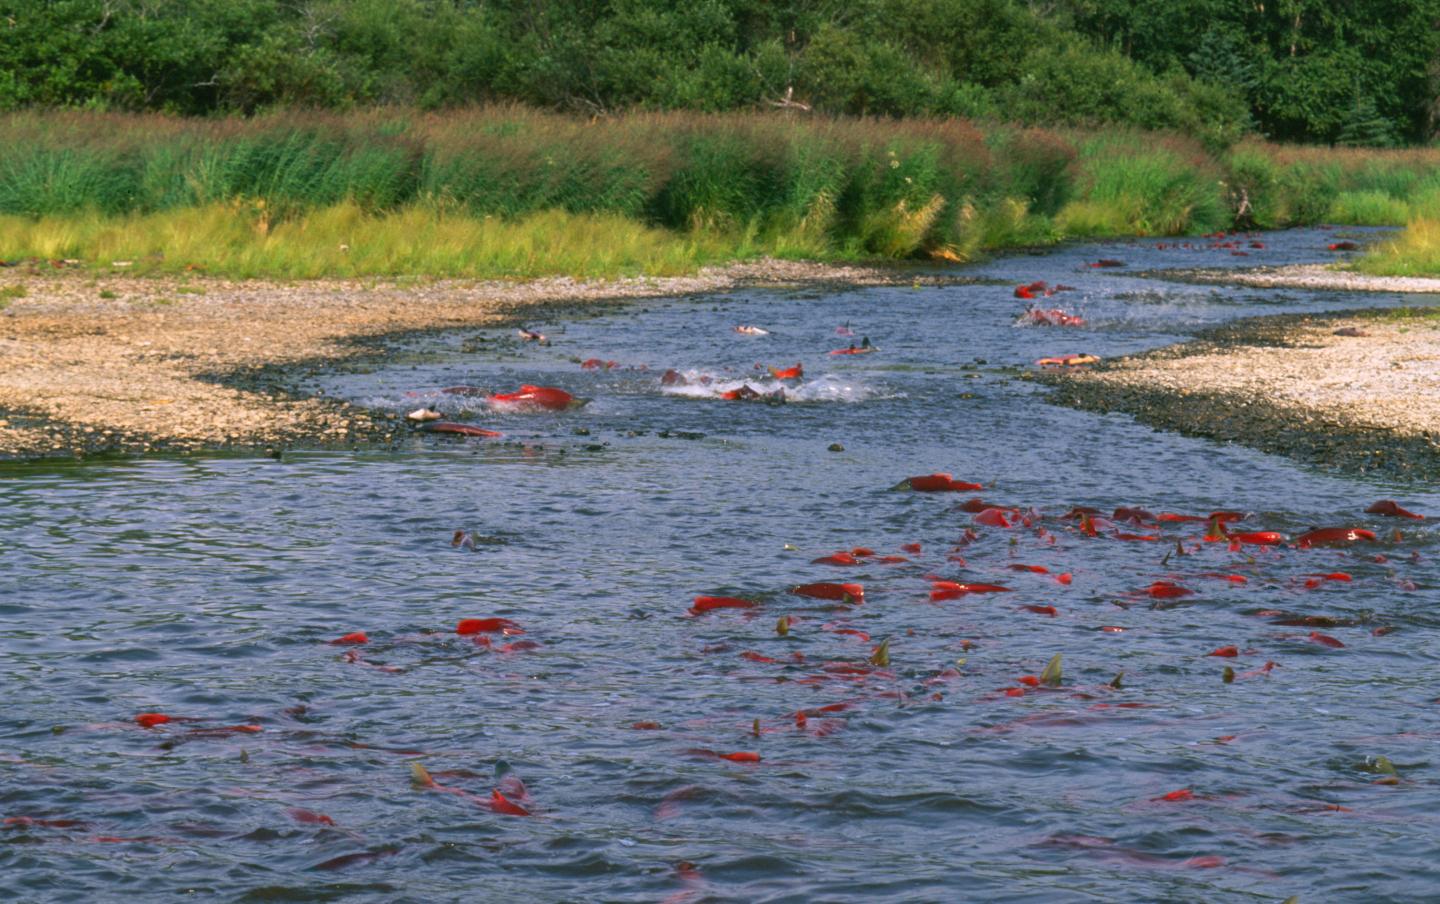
[{"xmin": 4, "ymin": 229, "xmax": 1440, "ymax": 903}]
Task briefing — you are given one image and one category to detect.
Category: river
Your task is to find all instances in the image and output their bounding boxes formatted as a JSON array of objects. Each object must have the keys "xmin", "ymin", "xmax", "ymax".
[{"xmin": 3, "ymin": 228, "xmax": 1437, "ymax": 902}]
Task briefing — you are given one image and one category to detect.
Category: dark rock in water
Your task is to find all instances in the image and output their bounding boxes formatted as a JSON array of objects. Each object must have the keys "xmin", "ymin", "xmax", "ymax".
[{"xmin": 828, "ymin": 443, "xmax": 845, "ymax": 452}]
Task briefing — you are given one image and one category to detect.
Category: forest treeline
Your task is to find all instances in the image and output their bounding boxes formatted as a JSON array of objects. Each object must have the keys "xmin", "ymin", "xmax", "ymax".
[{"xmin": 4, "ymin": 0, "xmax": 1439, "ymax": 147}]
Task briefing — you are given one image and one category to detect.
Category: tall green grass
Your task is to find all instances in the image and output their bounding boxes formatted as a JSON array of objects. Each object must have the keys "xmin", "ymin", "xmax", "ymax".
[
  {"xmin": 0, "ymin": 203, "xmax": 756, "ymax": 279},
  {"xmin": 1057, "ymin": 133, "xmax": 1227, "ymax": 237},
  {"xmin": 0, "ymin": 109, "xmax": 997, "ymax": 266},
  {"xmin": 1223, "ymin": 141, "xmax": 1440, "ymax": 228},
  {"xmin": 1355, "ymin": 218, "xmax": 1440, "ymax": 277},
  {"xmin": 6, "ymin": 109, "xmax": 1440, "ymax": 279}
]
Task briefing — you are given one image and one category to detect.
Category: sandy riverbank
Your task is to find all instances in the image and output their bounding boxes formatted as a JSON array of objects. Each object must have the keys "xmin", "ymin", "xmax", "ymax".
[{"xmin": 0, "ymin": 261, "xmax": 930, "ymax": 460}]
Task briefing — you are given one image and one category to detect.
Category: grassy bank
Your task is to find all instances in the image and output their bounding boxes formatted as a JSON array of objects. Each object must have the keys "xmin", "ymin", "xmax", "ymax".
[
  {"xmin": 1224, "ymin": 143, "xmax": 1440, "ymax": 228},
  {"xmin": 5, "ymin": 109, "xmax": 1440, "ymax": 279},
  {"xmin": 1354, "ymin": 220, "xmax": 1440, "ymax": 277},
  {"xmin": 0, "ymin": 205, "xmax": 756, "ymax": 279}
]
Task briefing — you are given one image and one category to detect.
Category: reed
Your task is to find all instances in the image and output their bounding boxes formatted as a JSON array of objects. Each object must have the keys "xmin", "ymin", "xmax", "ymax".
[
  {"xmin": 0, "ymin": 203, "xmax": 756, "ymax": 279},
  {"xmin": 1326, "ymin": 191, "xmax": 1414, "ymax": 226},
  {"xmin": 1057, "ymin": 133, "xmax": 1227, "ymax": 237},
  {"xmin": 1223, "ymin": 141, "xmax": 1440, "ymax": 228},
  {"xmin": 6, "ymin": 108, "xmax": 1440, "ymax": 278}
]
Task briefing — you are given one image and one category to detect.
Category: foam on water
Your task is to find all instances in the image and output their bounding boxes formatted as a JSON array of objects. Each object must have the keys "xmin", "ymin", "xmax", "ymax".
[{"xmin": 658, "ymin": 369, "xmax": 884, "ymax": 403}]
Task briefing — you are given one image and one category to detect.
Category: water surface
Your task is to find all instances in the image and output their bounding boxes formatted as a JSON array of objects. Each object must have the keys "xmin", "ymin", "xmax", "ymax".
[{"xmin": 4, "ymin": 229, "xmax": 1438, "ymax": 902}]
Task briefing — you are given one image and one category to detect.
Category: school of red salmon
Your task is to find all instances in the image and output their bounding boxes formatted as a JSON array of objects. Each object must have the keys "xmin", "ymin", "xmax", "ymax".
[{"xmin": 9, "ymin": 264, "xmax": 1432, "ymax": 897}]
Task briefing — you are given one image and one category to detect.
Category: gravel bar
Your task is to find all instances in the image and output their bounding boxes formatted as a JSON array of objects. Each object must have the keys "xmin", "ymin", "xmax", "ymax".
[
  {"xmin": 1038, "ymin": 303, "xmax": 1440, "ymax": 477},
  {"xmin": 0, "ymin": 261, "xmax": 947, "ymax": 461}
]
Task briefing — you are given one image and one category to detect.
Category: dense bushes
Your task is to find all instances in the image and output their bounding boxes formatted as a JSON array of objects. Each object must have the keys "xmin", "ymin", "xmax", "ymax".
[
  {"xmin": 1058, "ymin": 135, "xmax": 1229, "ymax": 237},
  {"xmin": 1050, "ymin": 0, "xmax": 1440, "ymax": 145},
  {"xmin": 8, "ymin": 109, "xmax": 1440, "ymax": 237},
  {"xmin": 6, "ymin": 0, "xmax": 1437, "ymax": 145},
  {"xmin": 0, "ymin": 0, "xmax": 1249, "ymax": 140}
]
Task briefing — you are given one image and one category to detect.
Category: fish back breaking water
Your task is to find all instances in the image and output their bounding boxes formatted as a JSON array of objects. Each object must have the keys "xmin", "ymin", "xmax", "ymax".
[{"xmin": 3, "ymin": 229, "xmax": 1439, "ymax": 902}]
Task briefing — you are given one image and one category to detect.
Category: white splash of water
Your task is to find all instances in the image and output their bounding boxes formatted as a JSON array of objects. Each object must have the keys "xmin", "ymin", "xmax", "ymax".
[{"xmin": 658, "ymin": 369, "xmax": 885, "ymax": 403}]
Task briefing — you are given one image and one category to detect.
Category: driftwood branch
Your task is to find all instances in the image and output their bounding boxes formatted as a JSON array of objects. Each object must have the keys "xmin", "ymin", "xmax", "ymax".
[{"xmin": 767, "ymin": 86, "xmax": 811, "ymax": 112}]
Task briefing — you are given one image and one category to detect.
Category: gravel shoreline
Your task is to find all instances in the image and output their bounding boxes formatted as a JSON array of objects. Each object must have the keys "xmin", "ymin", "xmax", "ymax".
[
  {"xmin": 1154, "ymin": 262, "xmax": 1440, "ymax": 294},
  {"xmin": 6, "ymin": 261, "xmax": 1440, "ymax": 472},
  {"xmin": 0, "ymin": 260, "xmax": 947, "ymax": 461},
  {"xmin": 1038, "ymin": 300, "xmax": 1440, "ymax": 477}
]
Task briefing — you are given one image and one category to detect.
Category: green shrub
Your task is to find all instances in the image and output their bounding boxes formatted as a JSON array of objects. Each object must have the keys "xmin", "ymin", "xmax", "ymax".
[
  {"xmin": 1223, "ymin": 146, "xmax": 1282, "ymax": 228},
  {"xmin": 997, "ymin": 46, "xmax": 1184, "ymax": 131}
]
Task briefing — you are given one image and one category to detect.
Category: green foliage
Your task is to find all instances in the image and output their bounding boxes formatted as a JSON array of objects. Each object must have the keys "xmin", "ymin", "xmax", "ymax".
[
  {"xmin": 985, "ymin": 129, "xmax": 1076, "ymax": 217},
  {"xmin": 1223, "ymin": 147, "xmax": 1283, "ymax": 228},
  {"xmin": 0, "ymin": 146, "xmax": 141, "ymax": 216},
  {"xmin": 1337, "ymin": 97, "xmax": 1401, "ymax": 149},
  {"xmin": 0, "ymin": 109, "xmax": 994, "ymax": 262},
  {"xmin": 1054, "ymin": 199, "xmax": 1133, "ymax": 238},
  {"xmin": 8, "ymin": 0, "xmax": 1439, "ymax": 146},
  {"xmin": 0, "ymin": 203, "xmax": 759, "ymax": 280},
  {"xmin": 1000, "ymin": 46, "xmax": 1183, "ymax": 131},
  {"xmin": 0, "ymin": 0, "xmax": 1255, "ymax": 140},
  {"xmin": 1327, "ymin": 191, "xmax": 1412, "ymax": 226},
  {"xmin": 655, "ymin": 129, "xmax": 775, "ymax": 230},
  {"xmin": 420, "ymin": 113, "xmax": 665, "ymax": 219},
  {"xmin": 1223, "ymin": 143, "xmax": 1440, "ymax": 228},
  {"xmin": 8, "ymin": 108, "xmax": 1440, "ymax": 277},
  {"xmin": 797, "ymin": 26, "xmax": 934, "ymax": 117},
  {"xmin": 962, "ymin": 198, "xmax": 1059, "ymax": 252},
  {"xmin": 1408, "ymin": 184, "xmax": 1440, "ymax": 220},
  {"xmin": 1054, "ymin": 0, "xmax": 1440, "ymax": 144},
  {"xmin": 1060, "ymin": 135, "xmax": 1227, "ymax": 236},
  {"xmin": 1276, "ymin": 162, "xmax": 1340, "ymax": 224}
]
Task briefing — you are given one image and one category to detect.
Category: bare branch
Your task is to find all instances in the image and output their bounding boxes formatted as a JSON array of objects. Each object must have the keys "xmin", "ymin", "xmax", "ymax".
[{"xmin": 767, "ymin": 86, "xmax": 811, "ymax": 112}]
